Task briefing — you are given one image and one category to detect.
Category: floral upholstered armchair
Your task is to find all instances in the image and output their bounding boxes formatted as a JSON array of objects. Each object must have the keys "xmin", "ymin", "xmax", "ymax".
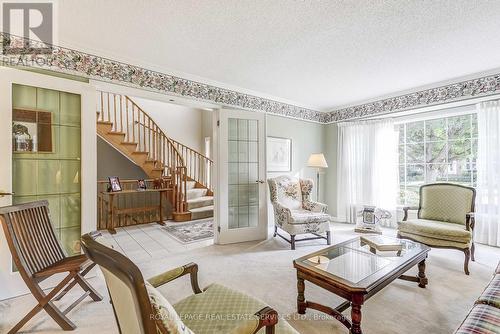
[{"xmin": 268, "ymin": 175, "xmax": 331, "ymax": 249}]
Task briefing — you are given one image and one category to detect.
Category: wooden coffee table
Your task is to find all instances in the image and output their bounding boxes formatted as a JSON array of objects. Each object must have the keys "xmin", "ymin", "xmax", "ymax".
[{"xmin": 293, "ymin": 236, "xmax": 430, "ymax": 334}]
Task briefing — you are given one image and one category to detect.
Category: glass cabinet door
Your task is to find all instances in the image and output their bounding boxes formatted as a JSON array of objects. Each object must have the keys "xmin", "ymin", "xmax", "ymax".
[{"xmin": 12, "ymin": 84, "xmax": 82, "ymax": 256}]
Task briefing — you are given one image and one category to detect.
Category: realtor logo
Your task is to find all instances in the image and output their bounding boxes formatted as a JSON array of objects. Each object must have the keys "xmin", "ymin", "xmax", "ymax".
[{"xmin": 2, "ymin": 2, "xmax": 54, "ymax": 54}]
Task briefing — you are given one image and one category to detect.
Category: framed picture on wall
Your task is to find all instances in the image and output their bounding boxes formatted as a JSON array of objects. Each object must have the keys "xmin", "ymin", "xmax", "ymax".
[{"xmin": 267, "ymin": 136, "xmax": 292, "ymax": 172}]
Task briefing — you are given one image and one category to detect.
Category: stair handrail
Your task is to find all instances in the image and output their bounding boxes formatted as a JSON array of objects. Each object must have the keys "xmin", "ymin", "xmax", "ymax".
[
  {"xmin": 97, "ymin": 91, "xmax": 188, "ymax": 215},
  {"xmin": 126, "ymin": 97, "xmax": 213, "ymax": 191}
]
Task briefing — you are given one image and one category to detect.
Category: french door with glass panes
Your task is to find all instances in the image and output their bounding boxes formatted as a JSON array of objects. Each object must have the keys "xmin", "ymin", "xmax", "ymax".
[{"xmin": 215, "ymin": 109, "xmax": 267, "ymax": 244}]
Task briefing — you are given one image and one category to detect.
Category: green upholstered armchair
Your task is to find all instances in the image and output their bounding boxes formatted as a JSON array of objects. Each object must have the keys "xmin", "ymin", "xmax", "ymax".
[
  {"xmin": 81, "ymin": 232, "xmax": 299, "ymax": 334},
  {"xmin": 397, "ymin": 183, "xmax": 476, "ymax": 275}
]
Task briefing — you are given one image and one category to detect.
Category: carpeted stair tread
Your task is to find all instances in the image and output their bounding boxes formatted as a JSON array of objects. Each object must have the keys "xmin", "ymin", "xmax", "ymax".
[
  {"xmin": 187, "ymin": 196, "xmax": 214, "ymax": 210},
  {"xmin": 187, "ymin": 188, "xmax": 208, "ymax": 200},
  {"xmin": 190, "ymin": 205, "xmax": 214, "ymax": 220}
]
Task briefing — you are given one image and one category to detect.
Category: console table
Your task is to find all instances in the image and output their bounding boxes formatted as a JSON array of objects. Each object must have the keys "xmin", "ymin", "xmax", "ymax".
[{"xmin": 99, "ymin": 188, "xmax": 168, "ymax": 234}]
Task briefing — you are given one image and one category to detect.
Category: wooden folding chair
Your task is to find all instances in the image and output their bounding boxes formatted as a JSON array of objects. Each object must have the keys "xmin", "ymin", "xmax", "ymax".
[{"xmin": 0, "ymin": 200, "xmax": 102, "ymax": 333}]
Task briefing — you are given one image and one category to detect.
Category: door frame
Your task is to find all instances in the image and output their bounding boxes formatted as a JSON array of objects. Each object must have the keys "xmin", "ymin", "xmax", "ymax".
[
  {"xmin": 214, "ymin": 108, "xmax": 268, "ymax": 244},
  {"xmin": 0, "ymin": 67, "xmax": 97, "ymax": 300}
]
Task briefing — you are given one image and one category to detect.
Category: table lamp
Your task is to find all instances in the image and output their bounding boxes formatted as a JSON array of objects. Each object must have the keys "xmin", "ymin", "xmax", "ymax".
[{"xmin": 307, "ymin": 153, "xmax": 328, "ymax": 201}]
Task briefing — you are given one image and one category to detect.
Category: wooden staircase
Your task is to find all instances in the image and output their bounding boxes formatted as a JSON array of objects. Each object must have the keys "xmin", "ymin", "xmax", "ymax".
[{"xmin": 96, "ymin": 91, "xmax": 213, "ymax": 222}]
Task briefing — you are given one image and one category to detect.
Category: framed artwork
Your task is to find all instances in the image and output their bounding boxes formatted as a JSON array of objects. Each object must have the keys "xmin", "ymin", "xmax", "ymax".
[
  {"xmin": 267, "ymin": 136, "xmax": 292, "ymax": 172},
  {"xmin": 108, "ymin": 176, "xmax": 122, "ymax": 192}
]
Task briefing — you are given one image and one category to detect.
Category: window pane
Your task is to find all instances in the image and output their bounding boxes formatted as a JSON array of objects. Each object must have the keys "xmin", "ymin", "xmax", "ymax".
[
  {"xmin": 426, "ymin": 141, "xmax": 447, "ymax": 163},
  {"xmin": 405, "ymin": 187, "xmax": 420, "ymax": 206},
  {"xmin": 448, "ymin": 115, "xmax": 471, "ymax": 140},
  {"xmin": 406, "ymin": 121, "xmax": 424, "ymax": 143},
  {"xmin": 448, "ymin": 139, "xmax": 471, "ymax": 162},
  {"xmin": 406, "ymin": 143, "xmax": 424, "ymax": 163},
  {"xmin": 425, "ymin": 164, "xmax": 448, "ymax": 183},
  {"xmin": 406, "ymin": 164, "xmax": 424, "ymax": 184},
  {"xmin": 399, "ymin": 113, "xmax": 475, "ymax": 206},
  {"xmin": 426, "ymin": 118, "xmax": 446, "ymax": 141}
]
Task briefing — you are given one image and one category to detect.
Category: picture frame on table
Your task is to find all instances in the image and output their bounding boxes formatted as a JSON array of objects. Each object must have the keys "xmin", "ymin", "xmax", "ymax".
[
  {"xmin": 108, "ymin": 176, "xmax": 122, "ymax": 192},
  {"xmin": 137, "ymin": 179, "xmax": 147, "ymax": 190},
  {"xmin": 267, "ymin": 136, "xmax": 292, "ymax": 172}
]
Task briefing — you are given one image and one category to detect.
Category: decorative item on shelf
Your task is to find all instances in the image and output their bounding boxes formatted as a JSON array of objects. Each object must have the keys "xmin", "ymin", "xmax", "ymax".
[
  {"xmin": 108, "ymin": 176, "xmax": 122, "ymax": 192},
  {"xmin": 12, "ymin": 123, "xmax": 34, "ymax": 152},
  {"xmin": 137, "ymin": 179, "xmax": 147, "ymax": 191},
  {"xmin": 354, "ymin": 205, "xmax": 392, "ymax": 234},
  {"xmin": 267, "ymin": 136, "xmax": 292, "ymax": 172},
  {"xmin": 307, "ymin": 153, "xmax": 328, "ymax": 201}
]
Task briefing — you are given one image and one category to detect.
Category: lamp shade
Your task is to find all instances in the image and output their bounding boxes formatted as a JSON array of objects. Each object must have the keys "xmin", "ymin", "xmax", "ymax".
[{"xmin": 307, "ymin": 153, "xmax": 328, "ymax": 168}]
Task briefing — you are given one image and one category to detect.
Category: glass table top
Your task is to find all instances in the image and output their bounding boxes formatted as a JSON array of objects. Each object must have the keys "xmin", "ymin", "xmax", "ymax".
[{"xmin": 296, "ymin": 236, "xmax": 426, "ymax": 284}]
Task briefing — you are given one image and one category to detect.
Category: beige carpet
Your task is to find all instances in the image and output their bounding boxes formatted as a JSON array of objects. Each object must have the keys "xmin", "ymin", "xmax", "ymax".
[{"xmin": 1, "ymin": 224, "xmax": 498, "ymax": 334}]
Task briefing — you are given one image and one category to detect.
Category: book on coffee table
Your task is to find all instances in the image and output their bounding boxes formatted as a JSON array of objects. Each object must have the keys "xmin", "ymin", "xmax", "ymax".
[{"xmin": 360, "ymin": 235, "xmax": 403, "ymax": 251}]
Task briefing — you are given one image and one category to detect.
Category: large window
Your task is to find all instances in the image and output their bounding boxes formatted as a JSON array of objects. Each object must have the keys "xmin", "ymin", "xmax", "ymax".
[{"xmin": 398, "ymin": 113, "xmax": 477, "ymax": 206}]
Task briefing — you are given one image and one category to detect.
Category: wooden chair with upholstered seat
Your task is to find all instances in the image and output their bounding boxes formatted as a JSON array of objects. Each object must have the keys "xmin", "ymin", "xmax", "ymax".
[
  {"xmin": 0, "ymin": 200, "xmax": 102, "ymax": 333},
  {"xmin": 397, "ymin": 183, "xmax": 476, "ymax": 275},
  {"xmin": 81, "ymin": 231, "xmax": 300, "ymax": 334}
]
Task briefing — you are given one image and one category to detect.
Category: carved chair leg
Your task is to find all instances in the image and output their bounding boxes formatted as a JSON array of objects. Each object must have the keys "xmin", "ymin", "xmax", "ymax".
[
  {"xmin": 291, "ymin": 235, "xmax": 296, "ymax": 250},
  {"xmin": 471, "ymin": 242, "xmax": 475, "ymax": 262},
  {"xmin": 326, "ymin": 230, "xmax": 332, "ymax": 245},
  {"xmin": 273, "ymin": 225, "xmax": 277, "ymax": 237},
  {"xmin": 464, "ymin": 248, "xmax": 470, "ymax": 275}
]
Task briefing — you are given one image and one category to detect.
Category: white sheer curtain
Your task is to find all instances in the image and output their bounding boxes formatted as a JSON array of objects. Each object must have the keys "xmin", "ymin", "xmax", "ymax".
[
  {"xmin": 475, "ymin": 100, "xmax": 500, "ymax": 247},
  {"xmin": 336, "ymin": 119, "xmax": 399, "ymax": 227}
]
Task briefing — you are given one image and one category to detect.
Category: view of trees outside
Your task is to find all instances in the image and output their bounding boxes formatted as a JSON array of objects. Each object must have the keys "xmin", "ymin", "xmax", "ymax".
[{"xmin": 398, "ymin": 113, "xmax": 478, "ymax": 205}]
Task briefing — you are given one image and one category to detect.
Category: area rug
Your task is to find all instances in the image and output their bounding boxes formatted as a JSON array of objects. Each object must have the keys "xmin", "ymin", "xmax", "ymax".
[{"xmin": 163, "ymin": 219, "xmax": 213, "ymax": 243}]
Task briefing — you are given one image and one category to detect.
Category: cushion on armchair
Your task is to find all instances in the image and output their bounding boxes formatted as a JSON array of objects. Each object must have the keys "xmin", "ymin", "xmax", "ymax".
[
  {"xmin": 274, "ymin": 177, "xmax": 303, "ymax": 210},
  {"xmin": 145, "ymin": 281, "xmax": 194, "ymax": 334},
  {"xmin": 398, "ymin": 219, "xmax": 472, "ymax": 243},
  {"xmin": 290, "ymin": 209, "xmax": 331, "ymax": 224},
  {"xmin": 173, "ymin": 283, "xmax": 298, "ymax": 334},
  {"xmin": 419, "ymin": 184, "xmax": 474, "ymax": 225}
]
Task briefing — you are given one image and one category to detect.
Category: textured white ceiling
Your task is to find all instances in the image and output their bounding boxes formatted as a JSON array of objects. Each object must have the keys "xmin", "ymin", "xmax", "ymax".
[{"xmin": 57, "ymin": 0, "xmax": 500, "ymax": 111}]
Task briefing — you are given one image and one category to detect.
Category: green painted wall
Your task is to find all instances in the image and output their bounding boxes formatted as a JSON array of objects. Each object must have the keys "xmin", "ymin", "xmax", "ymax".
[
  {"xmin": 266, "ymin": 115, "xmax": 327, "ymax": 200},
  {"xmin": 266, "ymin": 115, "xmax": 338, "ymax": 218},
  {"xmin": 324, "ymin": 123, "xmax": 338, "ymax": 217}
]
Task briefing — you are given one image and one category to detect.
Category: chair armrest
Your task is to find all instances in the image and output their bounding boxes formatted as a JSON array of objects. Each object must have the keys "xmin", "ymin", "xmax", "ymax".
[
  {"xmin": 402, "ymin": 206, "xmax": 419, "ymax": 221},
  {"xmin": 147, "ymin": 262, "xmax": 202, "ymax": 294},
  {"xmin": 253, "ymin": 307, "xmax": 278, "ymax": 334},
  {"xmin": 303, "ymin": 200, "xmax": 328, "ymax": 213},
  {"xmin": 272, "ymin": 202, "xmax": 292, "ymax": 219},
  {"xmin": 466, "ymin": 212, "xmax": 475, "ymax": 231}
]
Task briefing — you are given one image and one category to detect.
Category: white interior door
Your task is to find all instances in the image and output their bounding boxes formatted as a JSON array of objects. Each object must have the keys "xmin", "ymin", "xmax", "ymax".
[
  {"xmin": 0, "ymin": 68, "xmax": 96, "ymax": 300},
  {"xmin": 215, "ymin": 109, "xmax": 267, "ymax": 244}
]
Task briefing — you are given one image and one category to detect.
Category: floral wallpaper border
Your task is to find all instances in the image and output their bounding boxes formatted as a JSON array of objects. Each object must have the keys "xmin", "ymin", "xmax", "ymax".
[
  {"xmin": 324, "ymin": 73, "xmax": 500, "ymax": 123},
  {"xmin": 2, "ymin": 33, "xmax": 500, "ymax": 124}
]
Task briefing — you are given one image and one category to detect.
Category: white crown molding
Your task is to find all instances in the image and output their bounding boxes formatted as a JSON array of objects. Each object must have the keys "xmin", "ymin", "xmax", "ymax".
[{"xmin": 2, "ymin": 32, "xmax": 500, "ymax": 124}]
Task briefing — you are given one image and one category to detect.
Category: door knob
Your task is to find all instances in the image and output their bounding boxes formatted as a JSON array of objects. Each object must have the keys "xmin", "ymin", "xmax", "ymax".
[
  {"xmin": 255, "ymin": 180, "xmax": 265, "ymax": 184},
  {"xmin": 0, "ymin": 191, "xmax": 14, "ymax": 197}
]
